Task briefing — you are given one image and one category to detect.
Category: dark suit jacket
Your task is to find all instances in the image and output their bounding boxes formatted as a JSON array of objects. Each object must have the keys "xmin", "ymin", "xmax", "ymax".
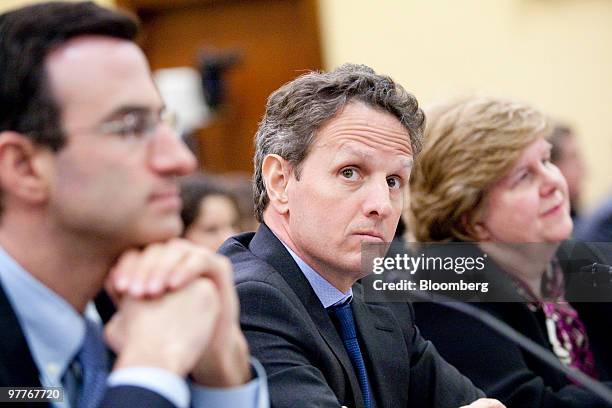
[
  {"xmin": 220, "ymin": 224, "xmax": 484, "ymax": 408},
  {"xmin": 0, "ymin": 282, "xmax": 176, "ymax": 408},
  {"xmin": 413, "ymin": 241, "xmax": 612, "ymax": 408}
]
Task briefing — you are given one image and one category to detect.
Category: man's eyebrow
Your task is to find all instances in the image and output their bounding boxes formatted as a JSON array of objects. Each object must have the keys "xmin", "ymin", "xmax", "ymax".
[
  {"xmin": 100, "ymin": 105, "xmax": 164, "ymax": 122},
  {"xmin": 334, "ymin": 145, "xmax": 374, "ymax": 160},
  {"xmin": 334, "ymin": 145, "xmax": 414, "ymax": 171},
  {"xmin": 399, "ymin": 157, "xmax": 414, "ymax": 169}
]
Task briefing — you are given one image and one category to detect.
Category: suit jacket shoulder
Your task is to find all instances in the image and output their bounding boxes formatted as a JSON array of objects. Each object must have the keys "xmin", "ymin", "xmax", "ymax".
[{"xmin": 0, "ymin": 282, "xmax": 43, "ymax": 389}]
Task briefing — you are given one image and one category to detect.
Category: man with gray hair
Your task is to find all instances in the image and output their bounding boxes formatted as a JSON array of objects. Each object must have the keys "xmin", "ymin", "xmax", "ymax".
[{"xmin": 221, "ymin": 64, "xmax": 503, "ymax": 407}]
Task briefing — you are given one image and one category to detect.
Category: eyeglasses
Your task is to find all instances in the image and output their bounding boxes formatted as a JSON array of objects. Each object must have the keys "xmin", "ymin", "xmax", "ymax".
[
  {"xmin": 98, "ymin": 109, "xmax": 179, "ymax": 140},
  {"xmin": 24, "ymin": 109, "xmax": 179, "ymax": 144}
]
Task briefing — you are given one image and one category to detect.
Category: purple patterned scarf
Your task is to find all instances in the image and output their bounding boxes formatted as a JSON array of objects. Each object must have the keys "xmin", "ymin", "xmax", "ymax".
[{"xmin": 514, "ymin": 258, "xmax": 598, "ymax": 382}]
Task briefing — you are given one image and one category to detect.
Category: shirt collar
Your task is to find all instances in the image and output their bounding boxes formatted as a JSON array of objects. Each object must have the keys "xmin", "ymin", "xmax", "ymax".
[
  {"xmin": 0, "ymin": 245, "xmax": 85, "ymax": 386},
  {"xmin": 278, "ymin": 239, "xmax": 352, "ymax": 308}
]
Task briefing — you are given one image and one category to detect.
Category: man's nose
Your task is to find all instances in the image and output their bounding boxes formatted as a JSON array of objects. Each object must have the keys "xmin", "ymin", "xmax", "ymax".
[
  {"xmin": 148, "ymin": 125, "xmax": 197, "ymax": 176},
  {"xmin": 362, "ymin": 179, "xmax": 393, "ymax": 218}
]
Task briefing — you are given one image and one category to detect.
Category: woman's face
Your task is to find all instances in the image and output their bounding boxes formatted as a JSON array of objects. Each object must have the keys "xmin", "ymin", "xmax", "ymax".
[
  {"xmin": 184, "ymin": 194, "xmax": 240, "ymax": 250},
  {"xmin": 474, "ymin": 137, "xmax": 573, "ymax": 243}
]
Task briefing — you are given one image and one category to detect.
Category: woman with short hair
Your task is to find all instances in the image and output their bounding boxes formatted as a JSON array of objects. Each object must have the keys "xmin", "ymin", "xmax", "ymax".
[{"xmin": 408, "ymin": 96, "xmax": 612, "ymax": 407}]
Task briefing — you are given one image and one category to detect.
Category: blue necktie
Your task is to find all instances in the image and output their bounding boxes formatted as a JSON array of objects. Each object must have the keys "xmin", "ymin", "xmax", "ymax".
[
  {"xmin": 77, "ymin": 319, "xmax": 109, "ymax": 408},
  {"xmin": 329, "ymin": 302, "xmax": 372, "ymax": 408}
]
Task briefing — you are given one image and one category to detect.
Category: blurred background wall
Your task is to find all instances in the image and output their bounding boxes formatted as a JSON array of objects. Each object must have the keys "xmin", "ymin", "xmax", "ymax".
[{"xmin": 1, "ymin": 0, "xmax": 610, "ymax": 210}]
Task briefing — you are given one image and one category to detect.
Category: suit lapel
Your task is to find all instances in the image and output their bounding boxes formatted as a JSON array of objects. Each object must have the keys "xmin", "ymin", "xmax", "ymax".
[
  {"xmin": 249, "ymin": 224, "xmax": 365, "ymax": 406},
  {"xmin": 0, "ymin": 282, "xmax": 43, "ymax": 389}
]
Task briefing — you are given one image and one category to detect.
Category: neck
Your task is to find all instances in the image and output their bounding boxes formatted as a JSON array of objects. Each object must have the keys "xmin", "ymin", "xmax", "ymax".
[
  {"xmin": 0, "ymin": 213, "xmax": 119, "ymax": 313},
  {"xmin": 479, "ymin": 241, "xmax": 559, "ymax": 299},
  {"xmin": 263, "ymin": 213, "xmax": 356, "ymax": 293}
]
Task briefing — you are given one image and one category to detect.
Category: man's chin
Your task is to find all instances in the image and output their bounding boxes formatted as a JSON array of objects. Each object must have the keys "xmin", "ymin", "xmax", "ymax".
[
  {"xmin": 133, "ymin": 222, "xmax": 182, "ymax": 246},
  {"xmin": 336, "ymin": 256, "xmax": 364, "ymax": 281}
]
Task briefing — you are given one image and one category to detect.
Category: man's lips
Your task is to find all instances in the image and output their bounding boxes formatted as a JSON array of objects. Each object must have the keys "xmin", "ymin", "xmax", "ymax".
[
  {"xmin": 149, "ymin": 188, "xmax": 181, "ymax": 209},
  {"xmin": 352, "ymin": 231, "xmax": 385, "ymax": 241}
]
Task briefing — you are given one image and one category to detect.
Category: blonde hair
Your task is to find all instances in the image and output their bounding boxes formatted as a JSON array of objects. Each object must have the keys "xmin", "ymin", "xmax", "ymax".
[{"xmin": 408, "ymin": 96, "xmax": 551, "ymax": 242}]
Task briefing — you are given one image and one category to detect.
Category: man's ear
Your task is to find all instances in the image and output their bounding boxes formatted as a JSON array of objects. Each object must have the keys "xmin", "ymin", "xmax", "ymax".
[
  {"xmin": 261, "ymin": 154, "xmax": 292, "ymax": 216},
  {"xmin": 0, "ymin": 131, "xmax": 53, "ymax": 205}
]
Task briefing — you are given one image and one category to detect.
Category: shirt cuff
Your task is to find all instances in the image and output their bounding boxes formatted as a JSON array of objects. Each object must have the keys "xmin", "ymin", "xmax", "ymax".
[
  {"xmin": 190, "ymin": 358, "xmax": 269, "ymax": 408},
  {"xmin": 108, "ymin": 366, "xmax": 189, "ymax": 408}
]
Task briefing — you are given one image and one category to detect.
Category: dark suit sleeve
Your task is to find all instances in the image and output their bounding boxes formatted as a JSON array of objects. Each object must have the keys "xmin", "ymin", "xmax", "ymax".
[
  {"xmin": 387, "ymin": 302, "xmax": 485, "ymax": 407},
  {"xmin": 237, "ymin": 280, "xmax": 344, "ymax": 408},
  {"xmin": 99, "ymin": 386, "xmax": 177, "ymax": 408},
  {"xmin": 413, "ymin": 302, "xmax": 612, "ymax": 408}
]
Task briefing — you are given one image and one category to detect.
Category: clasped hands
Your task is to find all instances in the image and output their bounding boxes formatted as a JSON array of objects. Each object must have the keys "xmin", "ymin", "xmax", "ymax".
[{"xmin": 103, "ymin": 238, "xmax": 251, "ymax": 388}]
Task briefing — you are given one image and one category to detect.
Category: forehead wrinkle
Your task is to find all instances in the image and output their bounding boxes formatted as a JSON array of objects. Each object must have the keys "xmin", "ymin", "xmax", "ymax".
[
  {"xmin": 324, "ymin": 120, "xmax": 410, "ymax": 140},
  {"xmin": 315, "ymin": 127, "xmax": 413, "ymax": 156},
  {"xmin": 335, "ymin": 143, "xmax": 413, "ymax": 166},
  {"xmin": 321, "ymin": 134, "xmax": 413, "ymax": 157}
]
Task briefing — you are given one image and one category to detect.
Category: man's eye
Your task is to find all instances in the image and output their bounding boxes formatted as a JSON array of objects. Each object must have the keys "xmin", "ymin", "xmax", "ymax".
[
  {"xmin": 119, "ymin": 115, "xmax": 149, "ymax": 136},
  {"xmin": 341, "ymin": 168, "xmax": 358, "ymax": 180},
  {"xmin": 387, "ymin": 176, "xmax": 401, "ymax": 189},
  {"xmin": 103, "ymin": 113, "xmax": 152, "ymax": 138}
]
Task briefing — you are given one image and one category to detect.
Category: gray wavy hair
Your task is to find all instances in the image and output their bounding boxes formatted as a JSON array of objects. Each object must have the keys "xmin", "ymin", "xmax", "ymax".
[{"xmin": 253, "ymin": 63, "xmax": 425, "ymax": 221}]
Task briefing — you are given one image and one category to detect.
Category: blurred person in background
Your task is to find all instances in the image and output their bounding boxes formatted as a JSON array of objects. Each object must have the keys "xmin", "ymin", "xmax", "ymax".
[
  {"xmin": 408, "ymin": 96, "xmax": 612, "ymax": 407},
  {"xmin": 575, "ymin": 194, "xmax": 612, "ymax": 244},
  {"xmin": 548, "ymin": 124, "xmax": 612, "ymax": 254},
  {"xmin": 181, "ymin": 174, "xmax": 241, "ymax": 250},
  {"xmin": 221, "ymin": 172, "xmax": 260, "ymax": 232},
  {"xmin": 548, "ymin": 123, "xmax": 586, "ymax": 224}
]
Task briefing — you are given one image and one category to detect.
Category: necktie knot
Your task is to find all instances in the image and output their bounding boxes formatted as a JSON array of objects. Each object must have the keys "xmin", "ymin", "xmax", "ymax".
[{"xmin": 329, "ymin": 302, "xmax": 358, "ymax": 341}]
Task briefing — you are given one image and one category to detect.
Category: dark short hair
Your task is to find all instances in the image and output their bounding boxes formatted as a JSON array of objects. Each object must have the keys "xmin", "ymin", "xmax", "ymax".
[
  {"xmin": 0, "ymin": 1, "xmax": 138, "ymax": 150},
  {"xmin": 180, "ymin": 175, "xmax": 239, "ymax": 232},
  {"xmin": 253, "ymin": 63, "xmax": 425, "ymax": 222}
]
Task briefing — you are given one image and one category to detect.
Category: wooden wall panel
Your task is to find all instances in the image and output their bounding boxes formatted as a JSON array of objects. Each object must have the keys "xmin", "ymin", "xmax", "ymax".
[{"xmin": 118, "ymin": 0, "xmax": 323, "ymax": 173}]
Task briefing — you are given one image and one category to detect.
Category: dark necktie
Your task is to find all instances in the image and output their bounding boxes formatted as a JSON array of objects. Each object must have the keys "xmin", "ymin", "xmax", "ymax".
[
  {"xmin": 77, "ymin": 319, "xmax": 109, "ymax": 408},
  {"xmin": 328, "ymin": 302, "xmax": 372, "ymax": 408}
]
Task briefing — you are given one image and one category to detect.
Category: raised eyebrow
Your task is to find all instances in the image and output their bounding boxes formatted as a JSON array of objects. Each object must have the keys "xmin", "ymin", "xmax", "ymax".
[
  {"xmin": 335, "ymin": 146, "xmax": 414, "ymax": 164},
  {"xmin": 337, "ymin": 145, "xmax": 374, "ymax": 161},
  {"xmin": 390, "ymin": 158, "xmax": 414, "ymax": 176},
  {"xmin": 400, "ymin": 157, "xmax": 414, "ymax": 170}
]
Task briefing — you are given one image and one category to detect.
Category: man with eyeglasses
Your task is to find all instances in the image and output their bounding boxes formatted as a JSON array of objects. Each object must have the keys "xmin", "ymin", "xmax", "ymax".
[{"xmin": 0, "ymin": 2, "xmax": 267, "ymax": 407}]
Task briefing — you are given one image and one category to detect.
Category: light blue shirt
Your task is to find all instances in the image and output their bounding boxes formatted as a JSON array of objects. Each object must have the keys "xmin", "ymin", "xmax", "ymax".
[
  {"xmin": 281, "ymin": 242, "xmax": 352, "ymax": 308},
  {"xmin": 0, "ymin": 245, "xmax": 268, "ymax": 408}
]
